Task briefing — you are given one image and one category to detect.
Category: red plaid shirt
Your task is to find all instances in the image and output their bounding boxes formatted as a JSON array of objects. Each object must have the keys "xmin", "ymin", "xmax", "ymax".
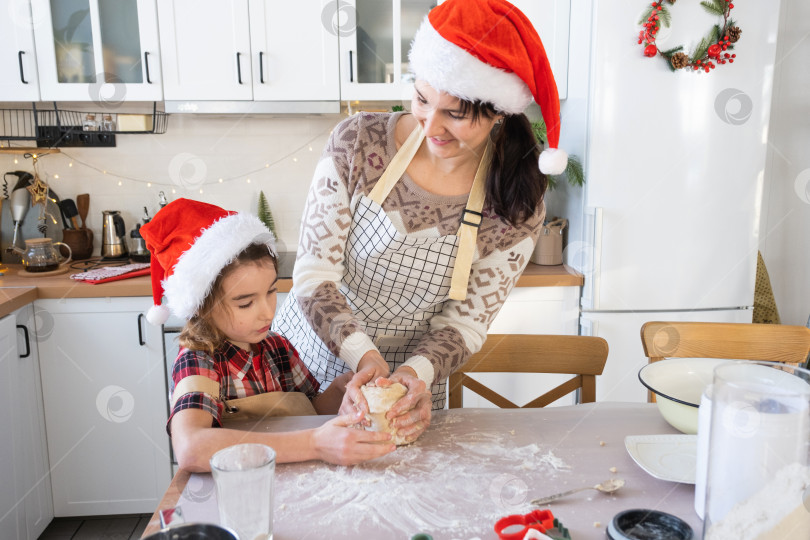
[{"xmin": 169, "ymin": 332, "xmax": 320, "ymax": 429}]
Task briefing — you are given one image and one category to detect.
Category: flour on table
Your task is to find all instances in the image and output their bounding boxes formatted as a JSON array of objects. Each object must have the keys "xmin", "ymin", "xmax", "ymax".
[{"xmin": 274, "ymin": 412, "xmax": 571, "ymax": 537}]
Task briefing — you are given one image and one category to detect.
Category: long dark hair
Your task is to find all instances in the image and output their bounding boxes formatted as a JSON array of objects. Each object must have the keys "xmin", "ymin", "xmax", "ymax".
[{"xmin": 456, "ymin": 101, "xmax": 547, "ymax": 227}]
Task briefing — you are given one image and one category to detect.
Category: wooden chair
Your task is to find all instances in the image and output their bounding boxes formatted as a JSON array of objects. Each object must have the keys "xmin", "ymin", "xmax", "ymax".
[
  {"xmin": 640, "ymin": 321, "xmax": 810, "ymax": 402},
  {"xmin": 448, "ymin": 334, "xmax": 609, "ymax": 408}
]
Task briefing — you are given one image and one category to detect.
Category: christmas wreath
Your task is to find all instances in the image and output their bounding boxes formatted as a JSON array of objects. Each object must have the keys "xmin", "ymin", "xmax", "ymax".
[{"xmin": 638, "ymin": 0, "xmax": 742, "ymax": 72}]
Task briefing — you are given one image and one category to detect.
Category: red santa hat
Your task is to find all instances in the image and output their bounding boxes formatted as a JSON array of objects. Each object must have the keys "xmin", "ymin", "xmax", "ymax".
[
  {"xmin": 139, "ymin": 198, "xmax": 276, "ymax": 325},
  {"xmin": 408, "ymin": 0, "xmax": 567, "ymax": 175}
]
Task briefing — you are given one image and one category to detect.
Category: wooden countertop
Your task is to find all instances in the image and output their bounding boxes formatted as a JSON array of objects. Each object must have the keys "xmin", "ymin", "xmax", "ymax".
[{"xmin": 0, "ymin": 262, "xmax": 582, "ymax": 318}]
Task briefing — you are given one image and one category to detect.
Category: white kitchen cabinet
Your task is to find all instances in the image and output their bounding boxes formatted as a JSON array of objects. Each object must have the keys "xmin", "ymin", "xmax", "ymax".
[
  {"xmin": 338, "ymin": 0, "xmax": 434, "ymax": 101},
  {"xmin": 30, "ymin": 0, "xmax": 162, "ymax": 101},
  {"xmin": 339, "ymin": 0, "xmax": 570, "ymax": 102},
  {"xmin": 36, "ymin": 297, "xmax": 171, "ymax": 516},
  {"xmin": 158, "ymin": 0, "xmax": 339, "ymax": 103},
  {"xmin": 0, "ymin": 1, "xmax": 41, "ymax": 101},
  {"xmin": 0, "ymin": 305, "xmax": 53, "ymax": 540}
]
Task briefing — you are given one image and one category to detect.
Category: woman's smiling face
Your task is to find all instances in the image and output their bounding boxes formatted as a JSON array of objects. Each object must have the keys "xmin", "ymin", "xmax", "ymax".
[{"xmin": 411, "ymin": 80, "xmax": 501, "ymax": 159}]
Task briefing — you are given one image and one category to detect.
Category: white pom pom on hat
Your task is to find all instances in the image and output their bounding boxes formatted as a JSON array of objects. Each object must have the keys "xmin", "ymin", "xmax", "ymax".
[
  {"xmin": 138, "ymin": 198, "xmax": 276, "ymax": 325},
  {"xmin": 408, "ymin": 0, "xmax": 567, "ymax": 175},
  {"xmin": 539, "ymin": 148, "xmax": 568, "ymax": 176}
]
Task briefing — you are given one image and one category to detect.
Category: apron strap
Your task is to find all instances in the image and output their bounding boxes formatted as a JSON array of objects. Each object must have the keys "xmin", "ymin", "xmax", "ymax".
[
  {"xmin": 369, "ymin": 121, "xmax": 492, "ymax": 302},
  {"xmin": 368, "ymin": 123, "xmax": 425, "ymax": 205},
  {"xmin": 449, "ymin": 140, "xmax": 492, "ymax": 301},
  {"xmin": 171, "ymin": 375, "xmax": 220, "ymax": 409}
]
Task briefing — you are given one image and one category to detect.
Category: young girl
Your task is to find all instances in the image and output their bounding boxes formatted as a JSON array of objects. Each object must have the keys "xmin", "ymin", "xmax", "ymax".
[{"xmin": 140, "ymin": 198, "xmax": 395, "ymax": 472}]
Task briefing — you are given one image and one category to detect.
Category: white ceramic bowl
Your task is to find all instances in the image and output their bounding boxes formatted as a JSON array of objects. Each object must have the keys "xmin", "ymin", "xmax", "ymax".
[{"xmin": 638, "ymin": 358, "xmax": 730, "ymax": 434}]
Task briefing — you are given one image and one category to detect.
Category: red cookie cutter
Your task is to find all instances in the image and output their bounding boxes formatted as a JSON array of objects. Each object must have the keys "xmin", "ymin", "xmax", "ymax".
[{"xmin": 494, "ymin": 509, "xmax": 555, "ymax": 540}]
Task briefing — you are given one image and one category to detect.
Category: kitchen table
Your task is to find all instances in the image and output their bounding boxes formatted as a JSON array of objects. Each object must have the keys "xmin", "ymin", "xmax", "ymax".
[{"xmin": 142, "ymin": 403, "xmax": 703, "ymax": 539}]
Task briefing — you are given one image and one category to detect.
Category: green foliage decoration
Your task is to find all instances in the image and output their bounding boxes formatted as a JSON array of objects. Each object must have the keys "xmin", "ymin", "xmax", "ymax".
[
  {"xmin": 257, "ymin": 191, "xmax": 277, "ymax": 238},
  {"xmin": 531, "ymin": 119, "xmax": 585, "ymax": 190}
]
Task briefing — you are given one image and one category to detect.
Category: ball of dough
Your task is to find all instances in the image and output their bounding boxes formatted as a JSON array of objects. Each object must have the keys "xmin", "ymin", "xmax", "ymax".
[{"xmin": 360, "ymin": 383, "xmax": 409, "ymax": 445}]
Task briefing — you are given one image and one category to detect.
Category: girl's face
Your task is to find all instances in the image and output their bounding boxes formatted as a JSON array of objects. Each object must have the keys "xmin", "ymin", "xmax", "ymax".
[
  {"xmin": 411, "ymin": 80, "xmax": 501, "ymax": 159},
  {"xmin": 211, "ymin": 259, "xmax": 278, "ymax": 351}
]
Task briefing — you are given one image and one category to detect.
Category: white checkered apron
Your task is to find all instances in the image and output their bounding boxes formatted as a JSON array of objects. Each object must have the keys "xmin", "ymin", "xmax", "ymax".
[
  {"xmin": 274, "ymin": 193, "xmax": 460, "ymax": 409},
  {"xmin": 275, "ymin": 124, "xmax": 491, "ymax": 410}
]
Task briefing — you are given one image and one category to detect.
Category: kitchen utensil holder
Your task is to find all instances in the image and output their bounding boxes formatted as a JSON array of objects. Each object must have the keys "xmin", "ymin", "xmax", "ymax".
[{"xmin": 0, "ymin": 102, "xmax": 167, "ymax": 148}]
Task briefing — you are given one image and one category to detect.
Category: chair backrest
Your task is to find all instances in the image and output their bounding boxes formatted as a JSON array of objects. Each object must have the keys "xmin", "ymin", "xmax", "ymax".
[
  {"xmin": 448, "ymin": 334, "xmax": 609, "ymax": 409},
  {"xmin": 640, "ymin": 321, "xmax": 810, "ymax": 365},
  {"xmin": 640, "ymin": 321, "xmax": 810, "ymax": 402}
]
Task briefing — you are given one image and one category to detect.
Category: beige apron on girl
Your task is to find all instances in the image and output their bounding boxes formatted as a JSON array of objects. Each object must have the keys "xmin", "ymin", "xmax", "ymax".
[
  {"xmin": 170, "ymin": 375, "xmax": 316, "ymax": 424},
  {"xmin": 275, "ymin": 124, "xmax": 491, "ymax": 409}
]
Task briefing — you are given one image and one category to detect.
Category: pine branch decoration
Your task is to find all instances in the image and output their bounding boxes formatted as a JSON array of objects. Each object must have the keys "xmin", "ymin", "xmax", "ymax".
[
  {"xmin": 530, "ymin": 120, "xmax": 585, "ymax": 190},
  {"xmin": 700, "ymin": 0, "xmax": 726, "ymax": 16},
  {"xmin": 257, "ymin": 191, "xmax": 277, "ymax": 237}
]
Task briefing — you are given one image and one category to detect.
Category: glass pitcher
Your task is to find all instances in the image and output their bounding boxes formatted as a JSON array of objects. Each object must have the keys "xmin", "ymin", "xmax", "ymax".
[{"xmin": 16, "ymin": 238, "xmax": 72, "ymax": 272}]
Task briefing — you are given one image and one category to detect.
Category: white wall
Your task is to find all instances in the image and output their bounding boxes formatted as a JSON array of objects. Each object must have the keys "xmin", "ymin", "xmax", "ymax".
[
  {"xmin": 761, "ymin": 0, "xmax": 810, "ymax": 326},
  {"xmin": 1, "ymin": 112, "xmax": 345, "ymax": 256}
]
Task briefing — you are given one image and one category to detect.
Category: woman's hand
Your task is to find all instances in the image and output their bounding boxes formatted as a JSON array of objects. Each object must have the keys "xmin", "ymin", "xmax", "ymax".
[
  {"xmin": 340, "ymin": 351, "xmax": 390, "ymax": 419},
  {"xmin": 311, "ymin": 412, "xmax": 395, "ymax": 465},
  {"xmin": 387, "ymin": 367, "xmax": 432, "ymax": 444}
]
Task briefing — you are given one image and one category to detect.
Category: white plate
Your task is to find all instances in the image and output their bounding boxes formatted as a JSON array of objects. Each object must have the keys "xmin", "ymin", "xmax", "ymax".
[{"xmin": 625, "ymin": 434, "xmax": 697, "ymax": 484}]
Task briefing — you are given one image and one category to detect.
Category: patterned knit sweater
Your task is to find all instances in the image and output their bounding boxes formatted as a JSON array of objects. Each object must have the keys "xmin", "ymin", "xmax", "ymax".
[{"xmin": 289, "ymin": 112, "xmax": 545, "ymax": 387}]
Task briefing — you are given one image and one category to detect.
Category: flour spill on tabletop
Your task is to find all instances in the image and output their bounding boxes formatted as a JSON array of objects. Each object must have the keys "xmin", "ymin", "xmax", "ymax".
[{"xmin": 275, "ymin": 413, "xmax": 570, "ymax": 536}]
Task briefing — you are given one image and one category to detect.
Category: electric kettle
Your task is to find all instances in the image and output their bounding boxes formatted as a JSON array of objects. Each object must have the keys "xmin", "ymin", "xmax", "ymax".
[{"xmin": 101, "ymin": 210, "xmax": 128, "ymax": 258}]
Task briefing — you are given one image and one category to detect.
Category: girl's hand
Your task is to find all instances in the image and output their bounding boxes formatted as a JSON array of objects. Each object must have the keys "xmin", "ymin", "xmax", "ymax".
[
  {"xmin": 311, "ymin": 412, "xmax": 395, "ymax": 465},
  {"xmin": 386, "ymin": 368, "xmax": 432, "ymax": 444},
  {"xmin": 341, "ymin": 351, "xmax": 390, "ymax": 419}
]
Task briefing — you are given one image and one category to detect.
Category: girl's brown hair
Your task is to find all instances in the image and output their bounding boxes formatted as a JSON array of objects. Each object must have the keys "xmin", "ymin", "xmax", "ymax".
[
  {"xmin": 455, "ymin": 100, "xmax": 547, "ymax": 227},
  {"xmin": 178, "ymin": 243, "xmax": 278, "ymax": 354}
]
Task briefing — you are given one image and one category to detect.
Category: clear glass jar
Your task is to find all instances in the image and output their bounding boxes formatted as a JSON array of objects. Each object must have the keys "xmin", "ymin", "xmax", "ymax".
[
  {"xmin": 101, "ymin": 114, "xmax": 116, "ymax": 132},
  {"xmin": 82, "ymin": 113, "xmax": 98, "ymax": 131}
]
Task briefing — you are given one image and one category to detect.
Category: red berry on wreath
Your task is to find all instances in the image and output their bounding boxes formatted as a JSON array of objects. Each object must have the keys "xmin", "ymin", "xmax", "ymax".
[
  {"xmin": 729, "ymin": 3, "xmax": 734, "ymax": 7},
  {"xmin": 729, "ymin": 59, "xmax": 734, "ymax": 63}
]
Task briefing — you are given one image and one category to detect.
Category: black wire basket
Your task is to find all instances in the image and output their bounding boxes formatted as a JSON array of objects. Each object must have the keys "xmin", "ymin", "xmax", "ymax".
[{"xmin": 0, "ymin": 102, "xmax": 167, "ymax": 148}]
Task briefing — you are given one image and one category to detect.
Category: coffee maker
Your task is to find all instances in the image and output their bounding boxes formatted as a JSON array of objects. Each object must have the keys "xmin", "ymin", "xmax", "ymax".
[
  {"xmin": 129, "ymin": 207, "xmax": 151, "ymax": 263},
  {"xmin": 101, "ymin": 210, "xmax": 128, "ymax": 259}
]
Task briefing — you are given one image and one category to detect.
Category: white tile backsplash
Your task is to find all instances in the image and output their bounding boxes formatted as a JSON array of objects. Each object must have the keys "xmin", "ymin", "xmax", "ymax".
[{"xmin": 1, "ymin": 113, "xmax": 345, "ymax": 255}]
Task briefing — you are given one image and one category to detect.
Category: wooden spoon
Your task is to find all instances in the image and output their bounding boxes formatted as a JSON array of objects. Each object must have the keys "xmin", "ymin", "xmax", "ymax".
[{"xmin": 76, "ymin": 193, "xmax": 89, "ymax": 229}]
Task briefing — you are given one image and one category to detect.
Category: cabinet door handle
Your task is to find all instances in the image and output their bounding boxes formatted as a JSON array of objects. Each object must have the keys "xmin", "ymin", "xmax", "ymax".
[
  {"xmin": 259, "ymin": 51, "xmax": 265, "ymax": 84},
  {"xmin": 18, "ymin": 51, "xmax": 28, "ymax": 84},
  {"xmin": 16, "ymin": 325, "xmax": 31, "ymax": 358},
  {"xmin": 144, "ymin": 51, "xmax": 152, "ymax": 84},
  {"xmin": 348, "ymin": 51, "xmax": 354, "ymax": 83},
  {"xmin": 236, "ymin": 52, "xmax": 243, "ymax": 84},
  {"xmin": 137, "ymin": 313, "xmax": 146, "ymax": 346}
]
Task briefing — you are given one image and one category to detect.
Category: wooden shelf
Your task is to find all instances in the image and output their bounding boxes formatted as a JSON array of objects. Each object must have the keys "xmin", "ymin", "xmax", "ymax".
[{"xmin": 0, "ymin": 147, "xmax": 61, "ymax": 155}]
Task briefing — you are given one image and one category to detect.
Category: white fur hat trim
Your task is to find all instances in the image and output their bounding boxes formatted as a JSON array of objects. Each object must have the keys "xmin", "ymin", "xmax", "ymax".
[
  {"xmin": 162, "ymin": 213, "xmax": 275, "ymax": 321},
  {"xmin": 408, "ymin": 20, "xmax": 533, "ymax": 115}
]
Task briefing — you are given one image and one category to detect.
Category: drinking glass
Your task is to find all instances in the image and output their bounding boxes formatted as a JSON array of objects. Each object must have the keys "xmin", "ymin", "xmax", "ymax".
[
  {"xmin": 210, "ymin": 444, "xmax": 276, "ymax": 540},
  {"xmin": 703, "ymin": 361, "xmax": 810, "ymax": 539}
]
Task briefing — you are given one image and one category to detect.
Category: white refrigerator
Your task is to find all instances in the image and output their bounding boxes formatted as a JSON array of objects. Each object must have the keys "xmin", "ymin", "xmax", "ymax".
[{"xmin": 572, "ymin": 1, "xmax": 782, "ymax": 402}]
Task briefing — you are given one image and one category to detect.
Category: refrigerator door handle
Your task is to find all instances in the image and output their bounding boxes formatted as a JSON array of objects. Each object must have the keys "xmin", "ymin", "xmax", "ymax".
[
  {"xmin": 579, "ymin": 315, "xmax": 598, "ymax": 337},
  {"xmin": 581, "ymin": 206, "xmax": 603, "ymax": 311}
]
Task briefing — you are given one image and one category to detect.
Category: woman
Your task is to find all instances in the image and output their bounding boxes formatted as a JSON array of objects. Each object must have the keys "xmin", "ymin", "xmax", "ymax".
[{"xmin": 273, "ymin": 0, "xmax": 567, "ymax": 443}]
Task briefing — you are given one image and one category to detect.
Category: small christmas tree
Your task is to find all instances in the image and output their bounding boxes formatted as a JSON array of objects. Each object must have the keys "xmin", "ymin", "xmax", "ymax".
[{"xmin": 257, "ymin": 191, "xmax": 278, "ymax": 237}]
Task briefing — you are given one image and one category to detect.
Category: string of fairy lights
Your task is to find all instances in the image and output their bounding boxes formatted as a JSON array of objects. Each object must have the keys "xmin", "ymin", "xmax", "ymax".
[{"xmin": 4, "ymin": 124, "xmax": 336, "ymax": 194}]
